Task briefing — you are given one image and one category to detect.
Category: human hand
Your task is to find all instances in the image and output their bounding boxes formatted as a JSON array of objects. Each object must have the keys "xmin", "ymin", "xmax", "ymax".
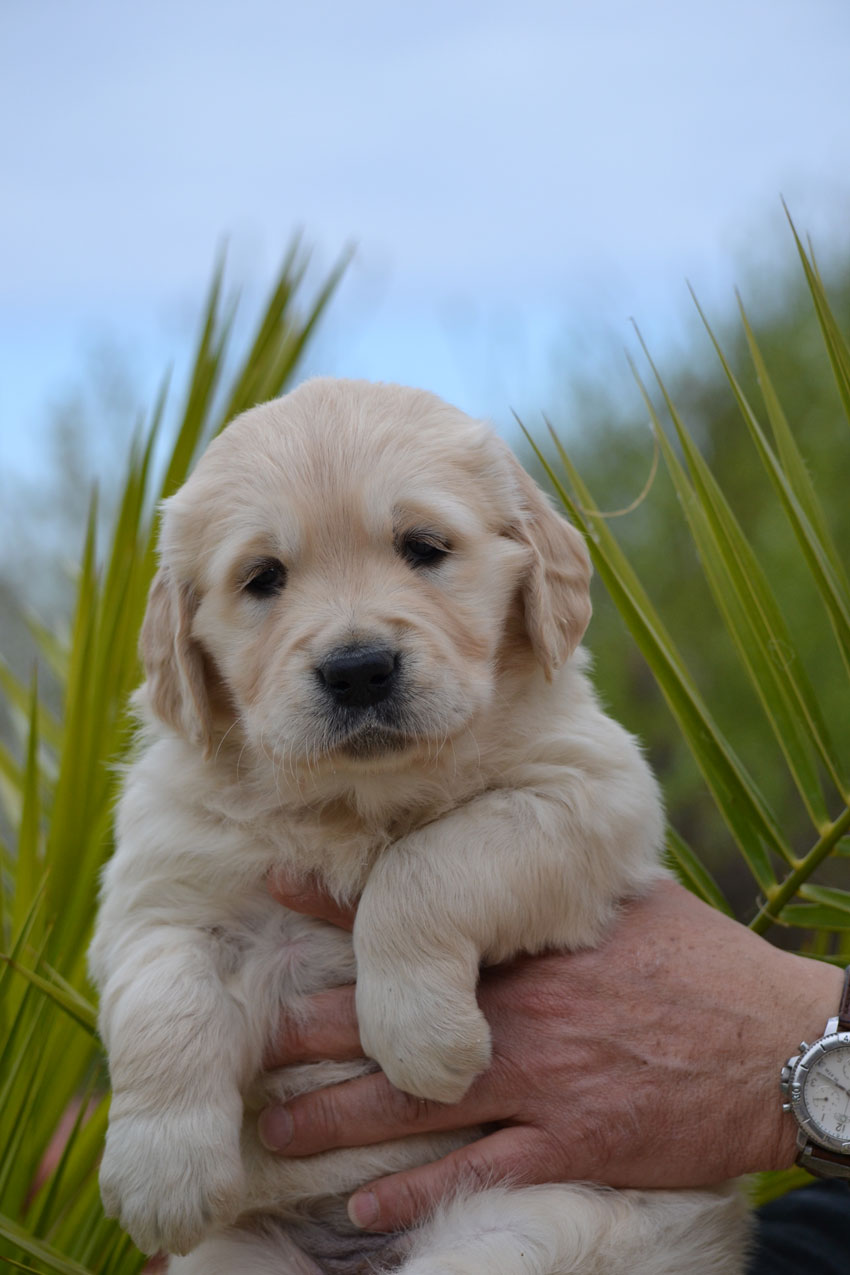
[{"xmin": 262, "ymin": 874, "xmax": 843, "ymax": 1232}]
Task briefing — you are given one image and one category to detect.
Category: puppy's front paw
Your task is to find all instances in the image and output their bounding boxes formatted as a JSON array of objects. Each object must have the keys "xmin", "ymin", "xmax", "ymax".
[
  {"xmin": 357, "ymin": 982, "xmax": 492, "ymax": 1104},
  {"xmin": 100, "ymin": 1109, "xmax": 245, "ymax": 1255}
]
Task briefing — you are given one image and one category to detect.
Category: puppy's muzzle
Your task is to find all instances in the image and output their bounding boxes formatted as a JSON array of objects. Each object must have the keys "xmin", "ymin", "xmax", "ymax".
[{"xmin": 315, "ymin": 644, "xmax": 400, "ymax": 710}]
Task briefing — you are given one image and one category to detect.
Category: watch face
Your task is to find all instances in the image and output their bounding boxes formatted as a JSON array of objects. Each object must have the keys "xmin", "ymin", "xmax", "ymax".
[{"xmin": 796, "ymin": 1035, "xmax": 850, "ymax": 1151}]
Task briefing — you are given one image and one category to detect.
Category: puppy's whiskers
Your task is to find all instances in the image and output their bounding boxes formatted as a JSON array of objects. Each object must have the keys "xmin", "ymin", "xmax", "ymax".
[
  {"xmin": 282, "ymin": 736, "xmax": 295, "ymax": 785},
  {"xmin": 430, "ymin": 714, "xmax": 450, "ymax": 769},
  {"xmin": 461, "ymin": 721, "xmax": 482, "ymax": 773},
  {"xmin": 236, "ymin": 739, "xmax": 250, "ymax": 783},
  {"xmin": 213, "ymin": 718, "xmax": 240, "ymax": 765},
  {"xmin": 265, "ymin": 730, "xmax": 284, "ymax": 803}
]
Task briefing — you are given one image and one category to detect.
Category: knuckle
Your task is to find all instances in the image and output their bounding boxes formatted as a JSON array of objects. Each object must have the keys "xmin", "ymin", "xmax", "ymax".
[
  {"xmin": 530, "ymin": 1123, "xmax": 587, "ymax": 1183},
  {"xmin": 267, "ymin": 1013, "xmax": 306, "ymax": 1065},
  {"xmin": 283, "ymin": 1016, "xmax": 308, "ymax": 1060},
  {"xmin": 381, "ymin": 1082, "xmax": 441, "ymax": 1128},
  {"xmin": 290, "ymin": 1088, "xmax": 340, "ymax": 1148},
  {"xmin": 385, "ymin": 1172, "xmax": 437, "ymax": 1226},
  {"xmin": 456, "ymin": 1146, "xmax": 498, "ymax": 1193}
]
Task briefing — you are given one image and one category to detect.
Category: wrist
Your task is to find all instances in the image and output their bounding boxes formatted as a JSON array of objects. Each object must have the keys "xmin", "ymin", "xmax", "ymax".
[{"xmin": 765, "ymin": 954, "xmax": 844, "ymax": 1172}]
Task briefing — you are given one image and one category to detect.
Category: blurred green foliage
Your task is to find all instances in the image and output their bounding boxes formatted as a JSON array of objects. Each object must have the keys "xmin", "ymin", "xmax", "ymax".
[{"xmin": 525, "ymin": 255, "xmax": 850, "ymax": 916}]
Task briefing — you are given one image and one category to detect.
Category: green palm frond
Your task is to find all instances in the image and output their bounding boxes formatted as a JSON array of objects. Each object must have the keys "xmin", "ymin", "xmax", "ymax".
[
  {"xmin": 528, "ymin": 218, "xmax": 850, "ymax": 1202},
  {"xmin": 0, "ymin": 237, "xmax": 348, "ymax": 1274},
  {"xmin": 531, "ymin": 219, "xmax": 850, "ymax": 944}
]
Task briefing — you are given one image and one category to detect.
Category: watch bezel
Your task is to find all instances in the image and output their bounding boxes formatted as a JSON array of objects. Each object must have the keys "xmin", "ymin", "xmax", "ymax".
[{"xmin": 788, "ymin": 1031, "xmax": 850, "ymax": 1155}]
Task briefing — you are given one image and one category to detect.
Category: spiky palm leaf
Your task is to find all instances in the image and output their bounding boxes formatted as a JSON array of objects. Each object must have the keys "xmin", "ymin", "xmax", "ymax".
[
  {"xmin": 0, "ymin": 238, "xmax": 349, "ymax": 1273},
  {"xmin": 521, "ymin": 217, "xmax": 850, "ymax": 1200}
]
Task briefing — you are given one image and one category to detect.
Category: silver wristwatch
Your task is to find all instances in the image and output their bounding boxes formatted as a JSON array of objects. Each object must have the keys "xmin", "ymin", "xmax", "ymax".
[{"xmin": 780, "ymin": 965, "xmax": 850, "ymax": 1181}]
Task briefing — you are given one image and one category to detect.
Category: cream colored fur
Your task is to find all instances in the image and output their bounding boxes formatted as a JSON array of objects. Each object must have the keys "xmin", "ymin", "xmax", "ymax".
[{"xmin": 89, "ymin": 379, "xmax": 748, "ymax": 1273}]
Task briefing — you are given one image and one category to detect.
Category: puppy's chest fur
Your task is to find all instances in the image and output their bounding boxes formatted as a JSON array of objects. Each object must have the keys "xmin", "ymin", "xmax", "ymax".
[
  {"xmin": 228, "ymin": 761, "xmax": 491, "ymax": 893},
  {"xmin": 167, "ymin": 762, "xmax": 490, "ymax": 1106},
  {"xmin": 209, "ymin": 902, "xmax": 367, "ymax": 1111}
]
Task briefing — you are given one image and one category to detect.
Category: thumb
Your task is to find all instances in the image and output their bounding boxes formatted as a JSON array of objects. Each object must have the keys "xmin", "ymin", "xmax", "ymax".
[{"xmin": 346, "ymin": 1127, "xmax": 552, "ymax": 1232}]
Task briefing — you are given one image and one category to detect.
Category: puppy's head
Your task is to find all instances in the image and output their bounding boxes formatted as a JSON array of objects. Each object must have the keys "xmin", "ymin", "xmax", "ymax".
[{"xmin": 141, "ymin": 379, "xmax": 590, "ymax": 772}]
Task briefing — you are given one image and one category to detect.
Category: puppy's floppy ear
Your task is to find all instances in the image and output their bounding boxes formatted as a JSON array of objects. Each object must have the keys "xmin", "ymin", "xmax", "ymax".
[
  {"xmin": 502, "ymin": 449, "xmax": 592, "ymax": 678},
  {"xmin": 140, "ymin": 568, "xmax": 214, "ymax": 753}
]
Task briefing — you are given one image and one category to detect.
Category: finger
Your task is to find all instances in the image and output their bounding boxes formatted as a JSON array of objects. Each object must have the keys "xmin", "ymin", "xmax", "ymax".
[
  {"xmin": 264, "ymin": 987, "xmax": 362, "ymax": 1067},
  {"xmin": 346, "ymin": 1126, "xmax": 554, "ymax": 1232},
  {"xmin": 259, "ymin": 1069, "xmax": 496, "ymax": 1156},
  {"xmin": 267, "ymin": 869, "xmax": 357, "ymax": 930}
]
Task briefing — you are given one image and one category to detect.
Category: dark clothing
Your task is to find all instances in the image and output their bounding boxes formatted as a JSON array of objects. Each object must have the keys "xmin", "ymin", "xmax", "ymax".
[{"xmin": 749, "ymin": 1181, "xmax": 849, "ymax": 1274}]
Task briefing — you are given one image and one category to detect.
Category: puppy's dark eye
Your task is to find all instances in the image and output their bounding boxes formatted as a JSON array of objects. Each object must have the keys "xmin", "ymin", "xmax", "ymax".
[
  {"xmin": 244, "ymin": 559, "xmax": 287, "ymax": 597},
  {"xmin": 401, "ymin": 535, "xmax": 450, "ymax": 569}
]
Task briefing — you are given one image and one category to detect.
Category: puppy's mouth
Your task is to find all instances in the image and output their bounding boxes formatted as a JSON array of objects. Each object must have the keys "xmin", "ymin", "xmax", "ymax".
[
  {"xmin": 334, "ymin": 719, "xmax": 414, "ymax": 760},
  {"xmin": 322, "ymin": 703, "xmax": 417, "ymax": 760}
]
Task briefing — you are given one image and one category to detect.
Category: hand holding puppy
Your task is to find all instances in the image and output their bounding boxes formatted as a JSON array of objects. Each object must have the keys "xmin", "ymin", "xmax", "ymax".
[{"xmin": 263, "ymin": 876, "xmax": 842, "ymax": 1232}]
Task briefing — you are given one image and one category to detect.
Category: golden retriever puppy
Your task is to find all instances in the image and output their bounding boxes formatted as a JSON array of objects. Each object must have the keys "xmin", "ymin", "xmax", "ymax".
[{"xmin": 89, "ymin": 379, "xmax": 747, "ymax": 1274}]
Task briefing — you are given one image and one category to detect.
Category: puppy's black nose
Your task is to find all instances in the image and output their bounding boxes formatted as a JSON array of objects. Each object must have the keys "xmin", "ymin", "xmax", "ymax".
[{"xmin": 316, "ymin": 646, "xmax": 399, "ymax": 709}]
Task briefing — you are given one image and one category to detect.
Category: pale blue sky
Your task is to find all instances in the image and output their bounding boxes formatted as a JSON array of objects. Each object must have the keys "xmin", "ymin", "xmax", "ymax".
[{"xmin": 2, "ymin": 0, "xmax": 850, "ymax": 480}]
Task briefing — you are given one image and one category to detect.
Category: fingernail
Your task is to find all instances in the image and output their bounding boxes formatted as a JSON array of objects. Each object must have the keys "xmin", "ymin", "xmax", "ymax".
[
  {"xmin": 348, "ymin": 1190, "xmax": 379, "ymax": 1229},
  {"xmin": 257, "ymin": 1106, "xmax": 293, "ymax": 1151}
]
